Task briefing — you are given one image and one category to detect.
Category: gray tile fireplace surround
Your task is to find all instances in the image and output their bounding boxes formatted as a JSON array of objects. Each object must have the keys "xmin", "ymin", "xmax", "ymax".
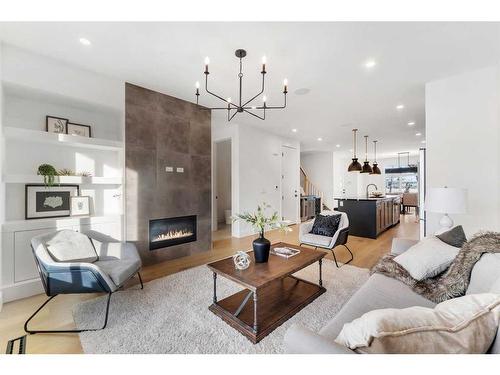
[{"xmin": 125, "ymin": 83, "xmax": 212, "ymax": 265}]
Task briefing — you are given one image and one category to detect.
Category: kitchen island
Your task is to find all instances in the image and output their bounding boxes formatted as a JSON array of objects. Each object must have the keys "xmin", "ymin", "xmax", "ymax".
[{"xmin": 335, "ymin": 196, "xmax": 401, "ymax": 239}]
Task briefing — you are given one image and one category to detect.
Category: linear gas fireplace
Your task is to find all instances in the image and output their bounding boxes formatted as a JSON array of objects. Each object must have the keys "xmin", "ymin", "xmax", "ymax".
[{"xmin": 149, "ymin": 215, "xmax": 197, "ymax": 250}]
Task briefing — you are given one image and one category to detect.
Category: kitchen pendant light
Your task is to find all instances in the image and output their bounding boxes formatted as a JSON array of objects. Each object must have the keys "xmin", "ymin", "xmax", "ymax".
[
  {"xmin": 371, "ymin": 140, "xmax": 381, "ymax": 175},
  {"xmin": 348, "ymin": 129, "xmax": 362, "ymax": 172},
  {"xmin": 360, "ymin": 135, "xmax": 373, "ymax": 173}
]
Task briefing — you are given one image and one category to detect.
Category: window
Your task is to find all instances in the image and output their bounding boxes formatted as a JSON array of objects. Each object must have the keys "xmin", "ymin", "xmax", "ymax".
[{"xmin": 385, "ymin": 173, "xmax": 418, "ymax": 194}]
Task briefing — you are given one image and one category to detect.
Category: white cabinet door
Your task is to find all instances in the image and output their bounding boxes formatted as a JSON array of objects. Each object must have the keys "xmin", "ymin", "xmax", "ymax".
[{"xmin": 14, "ymin": 229, "xmax": 47, "ymax": 283}]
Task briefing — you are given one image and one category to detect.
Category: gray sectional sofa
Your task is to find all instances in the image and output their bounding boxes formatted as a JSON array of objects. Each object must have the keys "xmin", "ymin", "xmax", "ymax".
[{"xmin": 284, "ymin": 238, "xmax": 500, "ymax": 354}]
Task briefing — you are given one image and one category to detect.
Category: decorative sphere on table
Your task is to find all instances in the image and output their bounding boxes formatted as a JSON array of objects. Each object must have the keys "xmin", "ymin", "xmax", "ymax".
[{"xmin": 232, "ymin": 251, "xmax": 251, "ymax": 270}]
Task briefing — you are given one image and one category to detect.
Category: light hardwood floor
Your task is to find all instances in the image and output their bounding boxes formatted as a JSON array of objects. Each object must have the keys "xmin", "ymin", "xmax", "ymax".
[{"xmin": 0, "ymin": 214, "xmax": 418, "ymax": 354}]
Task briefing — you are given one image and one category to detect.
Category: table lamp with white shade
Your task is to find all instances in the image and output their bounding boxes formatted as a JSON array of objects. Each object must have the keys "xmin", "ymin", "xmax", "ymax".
[{"xmin": 425, "ymin": 187, "xmax": 467, "ymax": 232}]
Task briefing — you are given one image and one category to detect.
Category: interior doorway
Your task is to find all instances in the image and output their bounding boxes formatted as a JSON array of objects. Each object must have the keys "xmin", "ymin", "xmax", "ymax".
[
  {"xmin": 214, "ymin": 139, "xmax": 232, "ymax": 239},
  {"xmin": 281, "ymin": 145, "xmax": 299, "ymax": 223}
]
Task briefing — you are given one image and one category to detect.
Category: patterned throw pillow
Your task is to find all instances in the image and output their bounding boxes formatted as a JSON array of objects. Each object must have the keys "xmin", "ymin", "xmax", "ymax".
[{"xmin": 310, "ymin": 214, "xmax": 341, "ymax": 237}]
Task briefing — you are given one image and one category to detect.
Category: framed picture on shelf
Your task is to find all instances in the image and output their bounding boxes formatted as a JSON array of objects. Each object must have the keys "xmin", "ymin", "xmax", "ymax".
[
  {"xmin": 46, "ymin": 116, "xmax": 68, "ymax": 134},
  {"xmin": 70, "ymin": 196, "xmax": 91, "ymax": 216},
  {"xmin": 67, "ymin": 122, "xmax": 92, "ymax": 138},
  {"xmin": 25, "ymin": 184, "xmax": 79, "ymax": 220}
]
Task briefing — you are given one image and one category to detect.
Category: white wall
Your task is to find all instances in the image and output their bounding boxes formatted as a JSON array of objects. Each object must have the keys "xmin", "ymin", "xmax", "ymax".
[
  {"xmin": 0, "ymin": 43, "xmax": 4, "ymax": 310},
  {"xmin": 211, "ymin": 121, "xmax": 300, "ymax": 238},
  {"xmin": 426, "ymin": 66, "xmax": 500, "ymax": 236},
  {"xmin": 300, "ymin": 151, "xmax": 334, "ymax": 209},
  {"xmin": 215, "ymin": 139, "xmax": 231, "ymax": 224}
]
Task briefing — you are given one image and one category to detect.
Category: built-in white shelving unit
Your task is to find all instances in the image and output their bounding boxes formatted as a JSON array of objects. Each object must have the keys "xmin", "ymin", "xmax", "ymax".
[
  {"xmin": 0, "ymin": 45, "xmax": 126, "ymax": 304},
  {"xmin": 2, "ymin": 174, "xmax": 123, "ymax": 185},
  {"xmin": 3, "ymin": 127, "xmax": 123, "ymax": 151}
]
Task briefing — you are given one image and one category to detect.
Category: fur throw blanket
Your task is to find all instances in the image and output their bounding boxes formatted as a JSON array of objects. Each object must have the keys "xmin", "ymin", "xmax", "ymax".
[{"xmin": 371, "ymin": 231, "xmax": 500, "ymax": 303}]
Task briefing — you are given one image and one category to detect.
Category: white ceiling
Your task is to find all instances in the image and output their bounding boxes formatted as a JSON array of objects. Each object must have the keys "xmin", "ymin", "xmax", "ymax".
[{"xmin": 1, "ymin": 22, "xmax": 499, "ymax": 157}]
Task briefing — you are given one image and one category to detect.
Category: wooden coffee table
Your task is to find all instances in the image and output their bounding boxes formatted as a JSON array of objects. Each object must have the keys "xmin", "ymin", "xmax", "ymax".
[{"xmin": 207, "ymin": 242, "xmax": 326, "ymax": 343}]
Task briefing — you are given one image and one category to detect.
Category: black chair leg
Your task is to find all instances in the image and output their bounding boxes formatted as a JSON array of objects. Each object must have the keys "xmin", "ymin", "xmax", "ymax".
[
  {"xmin": 24, "ymin": 292, "xmax": 112, "ymax": 335},
  {"xmin": 329, "ymin": 245, "xmax": 354, "ymax": 268},
  {"xmin": 137, "ymin": 272, "xmax": 144, "ymax": 289},
  {"xmin": 329, "ymin": 249, "xmax": 340, "ymax": 268},
  {"xmin": 342, "ymin": 244, "xmax": 354, "ymax": 265}
]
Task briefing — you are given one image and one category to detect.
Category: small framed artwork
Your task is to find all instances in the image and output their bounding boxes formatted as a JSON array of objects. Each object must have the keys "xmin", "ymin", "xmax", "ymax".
[
  {"xmin": 25, "ymin": 184, "xmax": 79, "ymax": 220},
  {"xmin": 70, "ymin": 196, "xmax": 91, "ymax": 216},
  {"xmin": 67, "ymin": 123, "xmax": 92, "ymax": 138},
  {"xmin": 46, "ymin": 116, "xmax": 68, "ymax": 134}
]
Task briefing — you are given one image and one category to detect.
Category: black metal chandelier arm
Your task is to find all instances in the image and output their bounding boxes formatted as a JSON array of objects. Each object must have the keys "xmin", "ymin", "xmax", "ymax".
[
  {"xmin": 228, "ymin": 109, "xmax": 238, "ymax": 122},
  {"xmin": 258, "ymin": 93, "xmax": 287, "ymax": 110},
  {"xmin": 204, "ymin": 74, "xmax": 238, "ymax": 109},
  {"xmin": 243, "ymin": 108, "xmax": 265, "ymax": 120},
  {"xmin": 241, "ymin": 73, "xmax": 266, "ymax": 107}
]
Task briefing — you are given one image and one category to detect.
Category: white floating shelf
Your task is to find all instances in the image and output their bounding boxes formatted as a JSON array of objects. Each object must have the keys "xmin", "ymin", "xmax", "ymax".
[
  {"xmin": 2, "ymin": 127, "xmax": 123, "ymax": 151},
  {"xmin": 3, "ymin": 174, "xmax": 123, "ymax": 185},
  {"xmin": 2, "ymin": 215, "xmax": 123, "ymax": 233}
]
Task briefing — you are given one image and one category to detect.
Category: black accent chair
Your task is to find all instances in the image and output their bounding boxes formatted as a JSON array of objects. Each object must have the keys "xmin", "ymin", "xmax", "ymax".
[
  {"xmin": 299, "ymin": 211, "xmax": 354, "ymax": 267},
  {"xmin": 26, "ymin": 230, "xmax": 143, "ymax": 334}
]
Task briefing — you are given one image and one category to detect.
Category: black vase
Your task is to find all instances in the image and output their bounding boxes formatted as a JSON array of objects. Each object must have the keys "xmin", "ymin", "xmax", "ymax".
[{"xmin": 253, "ymin": 233, "xmax": 271, "ymax": 263}]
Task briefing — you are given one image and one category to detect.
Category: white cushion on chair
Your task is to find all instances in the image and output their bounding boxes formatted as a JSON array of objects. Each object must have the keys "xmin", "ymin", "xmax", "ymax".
[
  {"xmin": 300, "ymin": 233, "xmax": 332, "ymax": 248},
  {"xmin": 46, "ymin": 230, "xmax": 98, "ymax": 263}
]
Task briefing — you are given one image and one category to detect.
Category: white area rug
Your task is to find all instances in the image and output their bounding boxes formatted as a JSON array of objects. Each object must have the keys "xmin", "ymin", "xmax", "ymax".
[{"xmin": 73, "ymin": 259, "xmax": 369, "ymax": 353}]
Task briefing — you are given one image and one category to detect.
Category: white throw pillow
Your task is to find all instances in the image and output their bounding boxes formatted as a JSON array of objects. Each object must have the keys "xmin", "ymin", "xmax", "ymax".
[
  {"xmin": 335, "ymin": 293, "xmax": 500, "ymax": 354},
  {"xmin": 394, "ymin": 236, "xmax": 459, "ymax": 281}
]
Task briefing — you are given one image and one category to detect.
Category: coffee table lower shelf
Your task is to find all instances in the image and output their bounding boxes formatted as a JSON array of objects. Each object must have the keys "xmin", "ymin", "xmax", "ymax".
[{"xmin": 209, "ymin": 275, "xmax": 326, "ymax": 344}]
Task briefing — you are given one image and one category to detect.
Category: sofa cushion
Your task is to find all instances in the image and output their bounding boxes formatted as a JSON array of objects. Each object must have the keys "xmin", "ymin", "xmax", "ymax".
[
  {"xmin": 46, "ymin": 230, "xmax": 98, "ymax": 263},
  {"xmin": 436, "ymin": 225, "xmax": 467, "ymax": 248},
  {"xmin": 310, "ymin": 214, "xmax": 341, "ymax": 237},
  {"xmin": 300, "ymin": 233, "xmax": 332, "ymax": 248},
  {"xmin": 467, "ymin": 253, "xmax": 500, "ymax": 295},
  {"xmin": 335, "ymin": 293, "xmax": 500, "ymax": 354},
  {"xmin": 319, "ymin": 273, "xmax": 435, "ymax": 340},
  {"xmin": 394, "ymin": 236, "xmax": 459, "ymax": 281}
]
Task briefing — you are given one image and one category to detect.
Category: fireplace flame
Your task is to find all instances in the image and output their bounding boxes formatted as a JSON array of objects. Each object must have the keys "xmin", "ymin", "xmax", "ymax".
[{"xmin": 152, "ymin": 228, "xmax": 194, "ymax": 242}]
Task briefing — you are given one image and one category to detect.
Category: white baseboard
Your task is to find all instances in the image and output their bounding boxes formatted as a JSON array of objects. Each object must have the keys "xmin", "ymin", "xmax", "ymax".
[{"xmin": 2, "ymin": 279, "xmax": 44, "ymax": 303}]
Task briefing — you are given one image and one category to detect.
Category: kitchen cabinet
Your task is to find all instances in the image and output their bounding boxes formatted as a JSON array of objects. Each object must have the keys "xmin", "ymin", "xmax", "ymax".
[{"xmin": 336, "ymin": 196, "xmax": 400, "ymax": 239}]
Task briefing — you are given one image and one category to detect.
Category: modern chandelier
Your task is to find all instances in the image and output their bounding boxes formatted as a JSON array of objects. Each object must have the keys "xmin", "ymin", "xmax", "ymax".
[{"xmin": 195, "ymin": 49, "xmax": 288, "ymax": 121}]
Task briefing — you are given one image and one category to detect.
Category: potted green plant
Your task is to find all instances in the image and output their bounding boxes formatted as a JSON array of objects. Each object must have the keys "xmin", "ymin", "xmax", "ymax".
[
  {"xmin": 233, "ymin": 203, "xmax": 291, "ymax": 263},
  {"xmin": 37, "ymin": 164, "xmax": 58, "ymax": 187}
]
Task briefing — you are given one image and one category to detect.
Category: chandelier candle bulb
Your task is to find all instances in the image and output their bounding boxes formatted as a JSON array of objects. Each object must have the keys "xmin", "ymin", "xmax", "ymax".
[
  {"xmin": 283, "ymin": 78, "xmax": 288, "ymax": 93},
  {"xmin": 204, "ymin": 57, "xmax": 210, "ymax": 74},
  {"xmin": 262, "ymin": 56, "xmax": 267, "ymax": 73}
]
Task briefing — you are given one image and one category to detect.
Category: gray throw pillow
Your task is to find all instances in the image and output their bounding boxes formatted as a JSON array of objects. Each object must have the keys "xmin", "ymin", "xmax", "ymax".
[
  {"xmin": 436, "ymin": 225, "xmax": 467, "ymax": 248},
  {"xmin": 310, "ymin": 214, "xmax": 341, "ymax": 237}
]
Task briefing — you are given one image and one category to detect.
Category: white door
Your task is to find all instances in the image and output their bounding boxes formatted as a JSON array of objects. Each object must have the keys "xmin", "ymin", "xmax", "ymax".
[{"xmin": 281, "ymin": 145, "xmax": 299, "ymax": 223}]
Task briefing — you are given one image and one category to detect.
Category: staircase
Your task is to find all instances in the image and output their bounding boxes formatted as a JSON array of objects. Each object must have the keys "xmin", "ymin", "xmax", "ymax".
[{"xmin": 300, "ymin": 166, "xmax": 330, "ymax": 210}]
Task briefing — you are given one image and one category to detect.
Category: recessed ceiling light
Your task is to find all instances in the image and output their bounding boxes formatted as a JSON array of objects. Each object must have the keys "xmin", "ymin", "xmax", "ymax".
[
  {"xmin": 317, "ymin": 137, "xmax": 323, "ymax": 141},
  {"xmin": 408, "ymin": 121, "xmax": 415, "ymax": 126},
  {"xmin": 79, "ymin": 37, "xmax": 91, "ymax": 46},
  {"xmin": 396, "ymin": 104, "xmax": 405, "ymax": 110},
  {"xmin": 294, "ymin": 88, "xmax": 311, "ymax": 96},
  {"xmin": 292, "ymin": 128, "xmax": 297, "ymax": 133},
  {"xmin": 421, "ymin": 140, "xmax": 426, "ymax": 144},
  {"xmin": 336, "ymin": 144, "xmax": 341, "ymax": 148},
  {"xmin": 364, "ymin": 59, "xmax": 376, "ymax": 68},
  {"xmin": 415, "ymin": 132, "xmax": 422, "ymax": 136}
]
